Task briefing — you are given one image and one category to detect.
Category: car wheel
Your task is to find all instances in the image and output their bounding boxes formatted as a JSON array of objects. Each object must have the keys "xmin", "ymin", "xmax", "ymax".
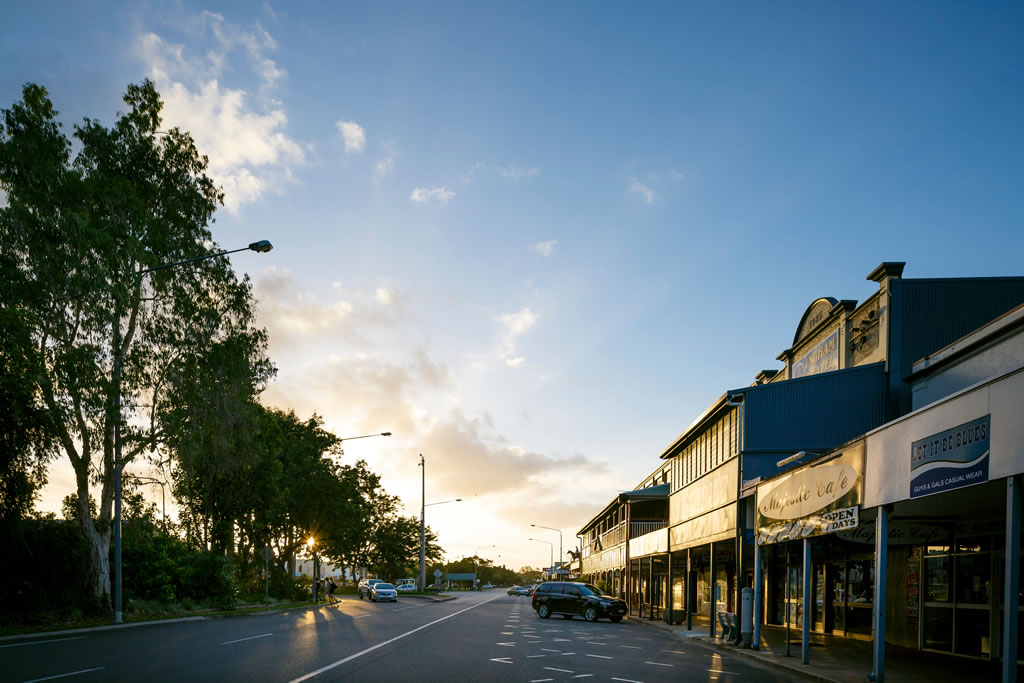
[
  {"xmin": 538, "ymin": 604, "xmax": 552, "ymax": 619},
  {"xmin": 584, "ymin": 606, "xmax": 598, "ymax": 622},
  {"xmin": 610, "ymin": 616, "xmax": 623, "ymax": 623}
]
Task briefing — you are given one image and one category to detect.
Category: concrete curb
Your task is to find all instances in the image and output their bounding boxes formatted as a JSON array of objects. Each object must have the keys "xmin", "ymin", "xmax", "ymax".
[
  {"xmin": 0, "ymin": 616, "xmax": 208, "ymax": 642},
  {"xmin": 633, "ymin": 618, "xmax": 841, "ymax": 683}
]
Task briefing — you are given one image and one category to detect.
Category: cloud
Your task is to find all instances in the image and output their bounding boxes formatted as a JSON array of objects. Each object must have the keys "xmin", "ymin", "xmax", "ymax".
[
  {"xmin": 134, "ymin": 13, "xmax": 305, "ymax": 212},
  {"xmin": 668, "ymin": 168, "xmax": 684, "ymax": 181},
  {"xmin": 410, "ymin": 187, "xmax": 455, "ymax": 205},
  {"xmin": 496, "ymin": 165, "xmax": 540, "ymax": 181},
  {"xmin": 505, "ymin": 357, "xmax": 526, "ymax": 368},
  {"xmin": 532, "ymin": 240, "xmax": 557, "ymax": 257},
  {"xmin": 335, "ymin": 120, "xmax": 366, "ymax": 154},
  {"xmin": 628, "ymin": 177, "xmax": 655, "ymax": 204},
  {"xmin": 374, "ymin": 141, "xmax": 398, "ymax": 177},
  {"xmin": 500, "ymin": 308, "xmax": 538, "ymax": 338}
]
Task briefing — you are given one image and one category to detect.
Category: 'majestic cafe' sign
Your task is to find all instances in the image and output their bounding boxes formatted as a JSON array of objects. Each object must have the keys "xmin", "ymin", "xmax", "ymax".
[{"xmin": 755, "ymin": 443, "xmax": 864, "ymax": 546}]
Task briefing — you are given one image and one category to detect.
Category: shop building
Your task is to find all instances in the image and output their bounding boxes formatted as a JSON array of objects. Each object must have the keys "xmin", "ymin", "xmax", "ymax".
[{"xmin": 576, "ymin": 261, "xmax": 1024, "ymax": 676}]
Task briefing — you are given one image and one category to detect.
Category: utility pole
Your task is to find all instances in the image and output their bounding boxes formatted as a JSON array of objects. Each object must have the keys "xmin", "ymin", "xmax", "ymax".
[{"xmin": 419, "ymin": 454, "xmax": 426, "ymax": 591}]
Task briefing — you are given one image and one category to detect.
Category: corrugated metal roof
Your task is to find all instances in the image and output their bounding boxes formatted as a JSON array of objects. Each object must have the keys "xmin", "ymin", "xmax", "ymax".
[{"xmin": 729, "ymin": 362, "xmax": 887, "ymax": 453}]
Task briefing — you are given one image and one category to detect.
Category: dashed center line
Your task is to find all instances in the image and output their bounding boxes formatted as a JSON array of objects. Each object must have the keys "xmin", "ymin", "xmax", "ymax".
[
  {"xmin": 586, "ymin": 654, "xmax": 613, "ymax": 659},
  {"xmin": 645, "ymin": 662, "xmax": 673, "ymax": 667},
  {"xmin": 621, "ymin": 645, "xmax": 642, "ymax": 649},
  {"xmin": 611, "ymin": 678, "xmax": 643, "ymax": 683},
  {"xmin": 527, "ymin": 654, "xmax": 547, "ymax": 658},
  {"xmin": 544, "ymin": 667, "xmax": 574, "ymax": 674},
  {"xmin": 220, "ymin": 633, "xmax": 273, "ymax": 645},
  {"xmin": 573, "ymin": 675, "xmax": 594, "ymax": 679},
  {"xmin": 662, "ymin": 650, "xmax": 686, "ymax": 654}
]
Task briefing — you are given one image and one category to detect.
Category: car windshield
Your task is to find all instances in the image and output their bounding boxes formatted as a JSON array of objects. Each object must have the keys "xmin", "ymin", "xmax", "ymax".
[
  {"xmin": 580, "ymin": 584, "xmax": 604, "ymax": 596},
  {"xmin": 376, "ymin": 583, "xmax": 394, "ymax": 590}
]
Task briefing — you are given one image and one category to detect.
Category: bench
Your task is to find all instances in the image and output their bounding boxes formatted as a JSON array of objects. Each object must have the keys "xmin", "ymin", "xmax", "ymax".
[{"xmin": 717, "ymin": 611, "xmax": 738, "ymax": 641}]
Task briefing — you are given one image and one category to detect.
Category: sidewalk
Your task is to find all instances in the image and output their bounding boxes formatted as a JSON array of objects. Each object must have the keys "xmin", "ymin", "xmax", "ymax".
[{"xmin": 636, "ymin": 618, "xmax": 1007, "ymax": 683}]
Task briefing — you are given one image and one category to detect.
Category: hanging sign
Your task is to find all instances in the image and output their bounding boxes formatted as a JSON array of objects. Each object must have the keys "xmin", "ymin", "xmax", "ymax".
[
  {"xmin": 910, "ymin": 415, "xmax": 990, "ymax": 499},
  {"xmin": 756, "ymin": 442, "xmax": 864, "ymax": 545}
]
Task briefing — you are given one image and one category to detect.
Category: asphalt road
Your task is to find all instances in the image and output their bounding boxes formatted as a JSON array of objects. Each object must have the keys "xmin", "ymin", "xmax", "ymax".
[{"xmin": 2, "ymin": 593, "xmax": 785, "ymax": 682}]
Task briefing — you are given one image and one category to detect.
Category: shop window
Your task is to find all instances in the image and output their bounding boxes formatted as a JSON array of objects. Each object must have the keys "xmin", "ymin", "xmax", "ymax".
[
  {"xmin": 955, "ymin": 553, "xmax": 991, "ymax": 605},
  {"xmin": 924, "ymin": 604, "xmax": 954, "ymax": 652},
  {"xmin": 925, "ymin": 556, "xmax": 952, "ymax": 602},
  {"xmin": 955, "ymin": 607, "xmax": 990, "ymax": 657}
]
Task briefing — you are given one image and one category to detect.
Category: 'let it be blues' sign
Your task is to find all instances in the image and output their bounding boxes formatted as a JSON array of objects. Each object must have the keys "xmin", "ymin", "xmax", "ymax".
[{"xmin": 910, "ymin": 415, "xmax": 990, "ymax": 499}]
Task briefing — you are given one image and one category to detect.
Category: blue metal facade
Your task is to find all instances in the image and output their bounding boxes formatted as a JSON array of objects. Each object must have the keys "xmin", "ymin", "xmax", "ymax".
[
  {"xmin": 729, "ymin": 362, "xmax": 888, "ymax": 483},
  {"xmin": 888, "ymin": 277, "xmax": 1024, "ymax": 416}
]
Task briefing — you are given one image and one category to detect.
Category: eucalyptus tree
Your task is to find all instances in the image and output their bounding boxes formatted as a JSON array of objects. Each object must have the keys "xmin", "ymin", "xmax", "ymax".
[{"xmin": 0, "ymin": 81, "xmax": 271, "ymax": 607}]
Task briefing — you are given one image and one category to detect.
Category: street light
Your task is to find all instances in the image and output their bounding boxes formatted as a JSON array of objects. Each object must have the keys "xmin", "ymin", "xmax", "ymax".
[
  {"xmin": 529, "ymin": 538, "xmax": 554, "ymax": 580},
  {"xmin": 531, "ymin": 524, "xmax": 563, "ymax": 579},
  {"xmin": 418, "ymin": 453, "xmax": 461, "ymax": 590},
  {"xmin": 112, "ymin": 240, "xmax": 272, "ymax": 623},
  {"xmin": 326, "ymin": 431, "xmax": 392, "ymax": 457},
  {"xmin": 134, "ymin": 476, "xmax": 169, "ymax": 533},
  {"xmin": 307, "ymin": 537, "xmax": 318, "ymax": 604}
]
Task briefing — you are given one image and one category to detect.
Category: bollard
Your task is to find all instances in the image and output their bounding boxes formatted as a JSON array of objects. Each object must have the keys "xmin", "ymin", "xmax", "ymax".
[{"xmin": 740, "ymin": 586, "xmax": 754, "ymax": 649}]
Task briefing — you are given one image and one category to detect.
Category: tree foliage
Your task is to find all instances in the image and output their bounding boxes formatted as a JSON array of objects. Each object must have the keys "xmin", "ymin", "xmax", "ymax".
[{"xmin": 0, "ymin": 80, "xmax": 270, "ymax": 607}]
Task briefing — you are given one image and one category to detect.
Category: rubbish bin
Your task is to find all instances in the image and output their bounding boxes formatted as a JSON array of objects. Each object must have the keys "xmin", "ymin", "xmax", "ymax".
[{"xmin": 740, "ymin": 586, "xmax": 753, "ymax": 648}]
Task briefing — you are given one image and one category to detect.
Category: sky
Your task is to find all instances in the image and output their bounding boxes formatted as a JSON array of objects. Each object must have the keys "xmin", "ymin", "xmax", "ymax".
[{"xmin": 4, "ymin": 1, "xmax": 1023, "ymax": 574}]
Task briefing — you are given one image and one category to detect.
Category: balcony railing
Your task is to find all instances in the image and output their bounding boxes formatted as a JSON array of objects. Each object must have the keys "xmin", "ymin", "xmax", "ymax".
[
  {"xmin": 599, "ymin": 521, "xmax": 626, "ymax": 549},
  {"xmin": 629, "ymin": 520, "xmax": 667, "ymax": 539}
]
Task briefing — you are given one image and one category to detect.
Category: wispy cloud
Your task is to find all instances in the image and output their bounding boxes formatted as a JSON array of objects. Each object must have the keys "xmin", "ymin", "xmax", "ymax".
[
  {"xmin": 410, "ymin": 186, "xmax": 455, "ymax": 205},
  {"xmin": 628, "ymin": 177, "xmax": 655, "ymax": 204},
  {"xmin": 374, "ymin": 141, "xmax": 399, "ymax": 177},
  {"xmin": 134, "ymin": 12, "xmax": 305, "ymax": 212},
  {"xmin": 335, "ymin": 120, "xmax": 366, "ymax": 154},
  {"xmin": 496, "ymin": 165, "xmax": 540, "ymax": 181},
  {"xmin": 495, "ymin": 307, "xmax": 538, "ymax": 368},
  {"xmin": 505, "ymin": 357, "xmax": 526, "ymax": 368},
  {"xmin": 532, "ymin": 240, "xmax": 557, "ymax": 257}
]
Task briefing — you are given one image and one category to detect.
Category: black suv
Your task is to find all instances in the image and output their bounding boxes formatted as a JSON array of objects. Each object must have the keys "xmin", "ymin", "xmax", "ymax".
[{"xmin": 531, "ymin": 582, "xmax": 627, "ymax": 623}]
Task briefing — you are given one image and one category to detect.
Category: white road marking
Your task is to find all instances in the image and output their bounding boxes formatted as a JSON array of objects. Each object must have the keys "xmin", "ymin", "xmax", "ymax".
[
  {"xmin": 586, "ymin": 642, "xmax": 606, "ymax": 646},
  {"xmin": 573, "ymin": 675, "xmax": 594, "ymax": 679},
  {"xmin": 553, "ymin": 638, "xmax": 571, "ymax": 642},
  {"xmin": 24, "ymin": 668, "xmax": 105, "ymax": 682},
  {"xmin": 621, "ymin": 645, "xmax": 642, "ymax": 649},
  {"xmin": 0, "ymin": 637, "xmax": 86, "ymax": 649},
  {"xmin": 496, "ymin": 642, "xmax": 515, "ymax": 647},
  {"xmin": 527, "ymin": 654, "xmax": 546, "ymax": 658},
  {"xmin": 560, "ymin": 652, "xmax": 576, "ymax": 655},
  {"xmin": 489, "ymin": 657, "xmax": 513, "ymax": 664},
  {"xmin": 611, "ymin": 678, "xmax": 644, "ymax": 683},
  {"xmin": 541, "ymin": 648, "xmax": 561, "ymax": 652},
  {"xmin": 662, "ymin": 650, "xmax": 686, "ymax": 654},
  {"xmin": 530, "ymin": 679, "xmax": 553, "ymax": 682},
  {"xmin": 352, "ymin": 615, "xmax": 371, "ymax": 619},
  {"xmin": 708, "ymin": 669, "xmax": 742, "ymax": 675},
  {"xmin": 501, "ymin": 631, "xmax": 514, "ymax": 635},
  {"xmin": 289, "ymin": 595, "xmax": 502, "ymax": 682},
  {"xmin": 220, "ymin": 633, "xmax": 273, "ymax": 645},
  {"xmin": 645, "ymin": 662, "xmax": 673, "ymax": 667},
  {"xmin": 544, "ymin": 667, "xmax": 574, "ymax": 673},
  {"xmin": 586, "ymin": 654, "xmax": 612, "ymax": 659},
  {"xmin": 392, "ymin": 603, "xmax": 429, "ymax": 612}
]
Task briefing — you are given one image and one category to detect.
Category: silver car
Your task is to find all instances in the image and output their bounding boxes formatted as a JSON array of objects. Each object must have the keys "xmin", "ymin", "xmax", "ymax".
[{"xmin": 370, "ymin": 582, "xmax": 398, "ymax": 602}]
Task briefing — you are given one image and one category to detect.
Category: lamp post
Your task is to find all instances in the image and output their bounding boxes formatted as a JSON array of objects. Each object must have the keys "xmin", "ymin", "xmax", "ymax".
[
  {"xmin": 531, "ymin": 524, "xmax": 563, "ymax": 580},
  {"xmin": 325, "ymin": 432, "xmax": 392, "ymax": 458},
  {"xmin": 112, "ymin": 240, "xmax": 272, "ymax": 623},
  {"xmin": 529, "ymin": 538, "xmax": 554, "ymax": 580},
  {"xmin": 307, "ymin": 537, "xmax": 317, "ymax": 603},
  {"xmin": 474, "ymin": 544, "xmax": 496, "ymax": 589},
  {"xmin": 417, "ymin": 457, "xmax": 462, "ymax": 592}
]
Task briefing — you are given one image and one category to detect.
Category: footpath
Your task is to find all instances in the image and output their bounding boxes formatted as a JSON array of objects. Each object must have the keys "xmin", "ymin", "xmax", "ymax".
[
  {"xmin": 0, "ymin": 592, "xmax": 455, "ymax": 642},
  {"xmin": 636, "ymin": 618, "xmax": 1006, "ymax": 683}
]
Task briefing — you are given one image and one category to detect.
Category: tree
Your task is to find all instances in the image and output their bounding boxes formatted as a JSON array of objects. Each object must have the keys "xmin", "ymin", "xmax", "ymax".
[{"xmin": 0, "ymin": 81, "xmax": 270, "ymax": 608}]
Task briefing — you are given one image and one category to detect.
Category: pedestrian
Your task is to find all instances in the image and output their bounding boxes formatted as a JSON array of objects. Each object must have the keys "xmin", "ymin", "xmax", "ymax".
[{"xmin": 328, "ymin": 576, "xmax": 337, "ymax": 603}]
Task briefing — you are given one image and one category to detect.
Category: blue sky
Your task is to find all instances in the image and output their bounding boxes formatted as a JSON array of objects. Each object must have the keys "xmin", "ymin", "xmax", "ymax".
[{"xmin": 4, "ymin": 1, "xmax": 1022, "ymax": 572}]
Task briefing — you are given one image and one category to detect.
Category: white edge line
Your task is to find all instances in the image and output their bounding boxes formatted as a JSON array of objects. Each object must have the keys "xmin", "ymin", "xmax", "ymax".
[
  {"xmin": 0, "ymin": 636, "xmax": 85, "ymax": 649},
  {"xmin": 24, "ymin": 667, "xmax": 105, "ymax": 683},
  {"xmin": 289, "ymin": 596, "xmax": 502, "ymax": 682},
  {"xmin": 220, "ymin": 632, "xmax": 273, "ymax": 645}
]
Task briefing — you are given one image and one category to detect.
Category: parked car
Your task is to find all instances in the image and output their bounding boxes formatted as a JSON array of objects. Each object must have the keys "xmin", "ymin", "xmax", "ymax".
[
  {"xmin": 531, "ymin": 582, "xmax": 627, "ymax": 623},
  {"xmin": 370, "ymin": 582, "xmax": 398, "ymax": 602},
  {"xmin": 508, "ymin": 585, "xmax": 530, "ymax": 596},
  {"xmin": 358, "ymin": 578, "xmax": 384, "ymax": 599},
  {"xmin": 482, "ymin": 583, "xmax": 494, "ymax": 589},
  {"xmin": 396, "ymin": 583, "xmax": 416, "ymax": 592}
]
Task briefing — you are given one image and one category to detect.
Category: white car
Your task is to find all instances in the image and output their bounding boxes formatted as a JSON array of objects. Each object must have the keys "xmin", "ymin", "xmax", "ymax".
[
  {"xmin": 396, "ymin": 583, "xmax": 416, "ymax": 592},
  {"xmin": 370, "ymin": 582, "xmax": 398, "ymax": 602}
]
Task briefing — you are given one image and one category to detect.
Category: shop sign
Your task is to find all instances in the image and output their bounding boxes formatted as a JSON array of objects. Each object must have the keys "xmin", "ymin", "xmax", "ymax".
[
  {"xmin": 792, "ymin": 329, "xmax": 839, "ymax": 378},
  {"xmin": 756, "ymin": 443, "xmax": 864, "ymax": 546},
  {"xmin": 837, "ymin": 521, "xmax": 950, "ymax": 546},
  {"xmin": 910, "ymin": 415, "xmax": 990, "ymax": 499}
]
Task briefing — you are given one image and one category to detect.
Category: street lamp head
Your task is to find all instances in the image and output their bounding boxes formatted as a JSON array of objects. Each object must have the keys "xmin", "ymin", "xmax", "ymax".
[
  {"xmin": 381, "ymin": 432, "xmax": 392, "ymax": 436},
  {"xmin": 307, "ymin": 537, "xmax": 315, "ymax": 548},
  {"xmin": 248, "ymin": 240, "xmax": 274, "ymax": 253},
  {"xmin": 455, "ymin": 498, "xmax": 462, "ymax": 502}
]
